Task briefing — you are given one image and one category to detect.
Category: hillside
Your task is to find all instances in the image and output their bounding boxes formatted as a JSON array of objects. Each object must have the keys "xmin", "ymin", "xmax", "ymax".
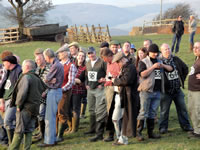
[{"xmin": 0, "ymin": 2, "xmax": 199, "ymax": 35}]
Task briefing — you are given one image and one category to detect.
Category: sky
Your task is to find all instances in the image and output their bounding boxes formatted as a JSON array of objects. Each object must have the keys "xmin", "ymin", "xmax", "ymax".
[
  {"xmin": 1, "ymin": 0, "xmax": 196, "ymax": 7},
  {"xmin": 51, "ymin": 0, "xmax": 194, "ymax": 7}
]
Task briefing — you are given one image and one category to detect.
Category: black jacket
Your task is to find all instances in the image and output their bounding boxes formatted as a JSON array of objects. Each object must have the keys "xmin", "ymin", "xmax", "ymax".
[
  {"xmin": 172, "ymin": 20, "xmax": 184, "ymax": 37},
  {"xmin": 173, "ymin": 56, "xmax": 188, "ymax": 89},
  {"xmin": 0, "ymin": 64, "xmax": 22, "ymax": 98}
]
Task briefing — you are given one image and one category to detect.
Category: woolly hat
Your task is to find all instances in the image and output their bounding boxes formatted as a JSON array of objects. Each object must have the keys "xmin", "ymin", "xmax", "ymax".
[
  {"xmin": 2, "ymin": 55, "xmax": 17, "ymax": 64},
  {"xmin": 148, "ymin": 44, "xmax": 159, "ymax": 53}
]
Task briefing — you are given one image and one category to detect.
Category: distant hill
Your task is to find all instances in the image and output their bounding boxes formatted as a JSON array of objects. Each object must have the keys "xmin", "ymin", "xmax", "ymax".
[{"xmin": 0, "ymin": 2, "xmax": 199, "ymax": 35}]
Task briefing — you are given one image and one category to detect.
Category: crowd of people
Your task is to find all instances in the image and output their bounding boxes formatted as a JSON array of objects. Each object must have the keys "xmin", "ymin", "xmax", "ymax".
[{"xmin": 0, "ymin": 16, "xmax": 199, "ymax": 149}]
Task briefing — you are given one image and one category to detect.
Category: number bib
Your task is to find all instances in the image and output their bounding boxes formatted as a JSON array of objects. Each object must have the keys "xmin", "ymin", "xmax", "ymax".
[
  {"xmin": 167, "ymin": 69, "xmax": 179, "ymax": 80},
  {"xmin": 4, "ymin": 79, "xmax": 11, "ymax": 90},
  {"xmin": 88, "ymin": 71, "xmax": 98, "ymax": 82},
  {"xmin": 155, "ymin": 70, "xmax": 161, "ymax": 79},
  {"xmin": 189, "ymin": 66, "xmax": 195, "ymax": 76}
]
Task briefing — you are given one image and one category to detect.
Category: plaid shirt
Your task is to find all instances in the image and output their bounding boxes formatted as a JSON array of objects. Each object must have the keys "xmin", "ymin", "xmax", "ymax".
[
  {"xmin": 0, "ymin": 64, "xmax": 6, "ymax": 84},
  {"xmin": 35, "ymin": 64, "xmax": 50, "ymax": 104},
  {"xmin": 72, "ymin": 65, "xmax": 86, "ymax": 94},
  {"xmin": 61, "ymin": 60, "xmax": 77, "ymax": 91}
]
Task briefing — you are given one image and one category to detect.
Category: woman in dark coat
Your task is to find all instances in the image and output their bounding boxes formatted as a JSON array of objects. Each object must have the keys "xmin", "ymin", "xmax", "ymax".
[{"xmin": 111, "ymin": 52, "xmax": 138, "ymax": 145}]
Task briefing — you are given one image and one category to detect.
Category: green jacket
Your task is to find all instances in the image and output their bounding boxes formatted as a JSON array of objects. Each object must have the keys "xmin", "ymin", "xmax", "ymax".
[
  {"xmin": 11, "ymin": 71, "xmax": 46, "ymax": 117},
  {"xmin": 86, "ymin": 58, "xmax": 107, "ymax": 89}
]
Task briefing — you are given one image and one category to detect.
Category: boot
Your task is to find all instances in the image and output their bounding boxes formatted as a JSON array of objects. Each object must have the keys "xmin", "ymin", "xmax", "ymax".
[
  {"xmin": 103, "ymin": 130, "xmax": 114, "ymax": 142},
  {"xmin": 190, "ymin": 43, "xmax": 193, "ymax": 52},
  {"xmin": 89, "ymin": 121, "xmax": 105, "ymax": 142},
  {"xmin": 84, "ymin": 115, "xmax": 96, "ymax": 134},
  {"xmin": 57, "ymin": 122, "xmax": 67, "ymax": 142},
  {"xmin": 9, "ymin": 133, "xmax": 23, "ymax": 150},
  {"xmin": 71, "ymin": 112, "xmax": 79, "ymax": 133},
  {"xmin": 147, "ymin": 119, "xmax": 161, "ymax": 139},
  {"xmin": 34, "ymin": 120, "xmax": 45, "ymax": 140},
  {"xmin": 80, "ymin": 103, "xmax": 87, "ymax": 119},
  {"xmin": 65, "ymin": 119, "xmax": 72, "ymax": 134},
  {"xmin": 7, "ymin": 129, "xmax": 14, "ymax": 145},
  {"xmin": 136, "ymin": 120, "xmax": 144, "ymax": 141},
  {"xmin": 24, "ymin": 132, "xmax": 32, "ymax": 150}
]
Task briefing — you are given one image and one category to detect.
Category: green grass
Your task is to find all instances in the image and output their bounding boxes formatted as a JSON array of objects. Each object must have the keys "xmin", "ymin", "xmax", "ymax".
[{"xmin": 1, "ymin": 34, "xmax": 200, "ymax": 150}]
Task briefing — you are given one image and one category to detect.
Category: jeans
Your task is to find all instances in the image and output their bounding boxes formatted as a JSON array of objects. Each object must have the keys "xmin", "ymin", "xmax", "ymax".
[
  {"xmin": 38, "ymin": 103, "xmax": 46, "ymax": 121},
  {"xmin": 44, "ymin": 88, "xmax": 62, "ymax": 144},
  {"xmin": 159, "ymin": 89, "xmax": 191, "ymax": 130},
  {"xmin": 188, "ymin": 90, "xmax": 200, "ymax": 134},
  {"xmin": 4, "ymin": 99, "xmax": 16, "ymax": 130},
  {"xmin": 137, "ymin": 91, "xmax": 160, "ymax": 120},
  {"xmin": 171, "ymin": 34, "xmax": 182, "ymax": 53},
  {"xmin": 112, "ymin": 94, "xmax": 124, "ymax": 139},
  {"xmin": 189, "ymin": 31, "xmax": 196, "ymax": 45}
]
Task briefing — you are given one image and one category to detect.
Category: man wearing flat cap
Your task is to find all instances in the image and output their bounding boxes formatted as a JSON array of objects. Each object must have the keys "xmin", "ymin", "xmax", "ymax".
[
  {"xmin": 84, "ymin": 47, "xmax": 107, "ymax": 142},
  {"xmin": 34, "ymin": 48, "xmax": 44, "ymax": 57},
  {"xmin": 110, "ymin": 52, "xmax": 138, "ymax": 145},
  {"xmin": 56, "ymin": 45, "xmax": 77, "ymax": 142},
  {"xmin": 110, "ymin": 40, "xmax": 119, "ymax": 55},
  {"xmin": 137, "ymin": 44, "xmax": 173, "ymax": 141},
  {"xmin": 0, "ymin": 55, "xmax": 22, "ymax": 146},
  {"xmin": 69, "ymin": 42, "xmax": 80, "ymax": 63}
]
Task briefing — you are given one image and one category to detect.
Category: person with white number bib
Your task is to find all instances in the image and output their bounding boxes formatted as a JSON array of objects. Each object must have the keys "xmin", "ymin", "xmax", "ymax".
[
  {"xmin": 84, "ymin": 47, "xmax": 107, "ymax": 142},
  {"xmin": 159, "ymin": 43, "xmax": 193, "ymax": 134}
]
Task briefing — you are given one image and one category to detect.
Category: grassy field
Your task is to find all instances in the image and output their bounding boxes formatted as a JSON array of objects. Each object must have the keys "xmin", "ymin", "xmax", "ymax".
[{"xmin": 0, "ymin": 34, "xmax": 200, "ymax": 150}]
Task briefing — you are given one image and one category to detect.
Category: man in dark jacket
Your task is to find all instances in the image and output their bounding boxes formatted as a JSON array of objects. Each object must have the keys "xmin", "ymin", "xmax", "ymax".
[
  {"xmin": 84, "ymin": 47, "xmax": 107, "ymax": 142},
  {"xmin": 171, "ymin": 16, "xmax": 184, "ymax": 53},
  {"xmin": 111, "ymin": 52, "xmax": 138, "ymax": 145},
  {"xmin": 9, "ymin": 60, "xmax": 46, "ymax": 150},
  {"xmin": 159, "ymin": 43, "xmax": 193, "ymax": 134},
  {"xmin": 0, "ymin": 56, "xmax": 22, "ymax": 146}
]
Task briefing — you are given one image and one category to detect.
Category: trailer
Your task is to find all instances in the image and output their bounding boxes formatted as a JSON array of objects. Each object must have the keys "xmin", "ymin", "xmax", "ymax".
[{"xmin": 23, "ymin": 24, "xmax": 68, "ymax": 41}]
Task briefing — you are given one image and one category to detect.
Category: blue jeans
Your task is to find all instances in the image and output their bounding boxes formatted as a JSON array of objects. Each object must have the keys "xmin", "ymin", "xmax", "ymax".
[
  {"xmin": 171, "ymin": 34, "xmax": 182, "ymax": 53},
  {"xmin": 4, "ymin": 99, "xmax": 16, "ymax": 130},
  {"xmin": 44, "ymin": 88, "xmax": 62, "ymax": 144},
  {"xmin": 189, "ymin": 31, "xmax": 195, "ymax": 45},
  {"xmin": 137, "ymin": 91, "xmax": 160, "ymax": 120},
  {"xmin": 38, "ymin": 103, "xmax": 46, "ymax": 121},
  {"xmin": 159, "ymin": 89, "xmax": 191, "ymax": 130}
]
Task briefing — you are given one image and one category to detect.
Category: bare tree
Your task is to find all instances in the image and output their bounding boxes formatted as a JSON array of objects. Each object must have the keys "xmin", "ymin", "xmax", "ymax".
[
  {"xmin": 153, "ymin": 3, "xmax": 198, "ymax": 24},
  {"xmin": 4, "ymin": 0, "xmax": 53, "ymax": 38}
]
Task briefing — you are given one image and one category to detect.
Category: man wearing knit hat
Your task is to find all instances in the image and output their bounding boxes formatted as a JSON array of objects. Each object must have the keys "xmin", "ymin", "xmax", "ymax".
[
  {"xmin": 0, "ymin": 55, "xmax": 22, "ymax": 146},
  {"xmin": 137, "ymin": 44, "xmax": 173, "ymax": 141}
]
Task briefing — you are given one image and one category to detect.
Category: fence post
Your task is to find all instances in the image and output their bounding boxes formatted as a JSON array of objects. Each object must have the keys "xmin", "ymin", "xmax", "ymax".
[
  {"xmin": 86, "ymin": 24, "xmax": 91, "ymax": 43},
  {"xmin": 106, "ymin": 25, "xmax": 111, "ymax": 42}
]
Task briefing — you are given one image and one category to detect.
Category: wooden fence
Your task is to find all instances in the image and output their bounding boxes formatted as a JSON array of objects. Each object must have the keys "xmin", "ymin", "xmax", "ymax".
[
  {"xmin": 0, "ymin": 27, "xmax": 19, "ymax": 44},
  {"xmin": 67, "ymin": 24, "xmax": 111, "ymax": 43},
  {"xmin": 130, "ymin": 18, "xmax": 200, "ymax": 36}
]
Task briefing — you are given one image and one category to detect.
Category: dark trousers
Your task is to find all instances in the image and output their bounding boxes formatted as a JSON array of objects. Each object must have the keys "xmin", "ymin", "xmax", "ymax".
[
  {"xmin": 159, "ymin": 89, "xmax": 191, "ymax": 130},
  {"xmin": 171, "ymin": 34, "xmax": 182, "ymax": 53}
]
